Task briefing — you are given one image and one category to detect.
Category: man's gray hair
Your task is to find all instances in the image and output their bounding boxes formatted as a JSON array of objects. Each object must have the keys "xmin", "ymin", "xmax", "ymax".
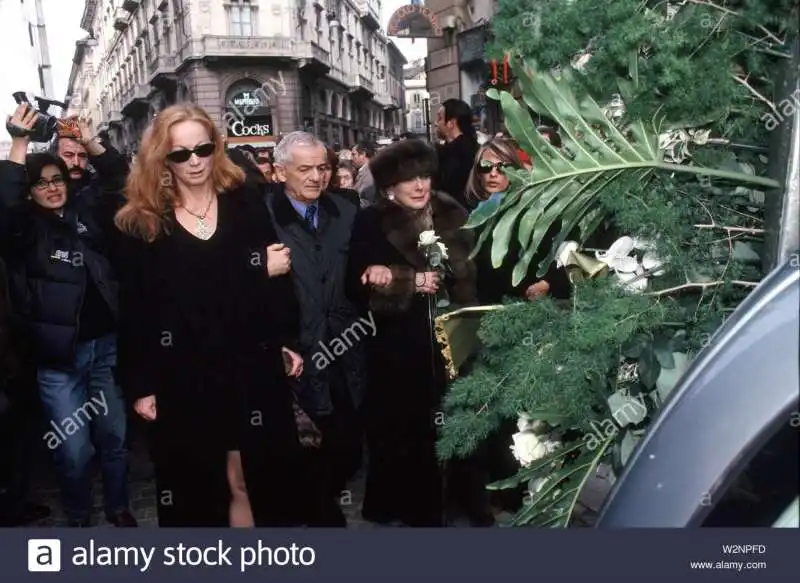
[{"xmin": 273, "ymin": 131, "xmax": 325, "ymax": 165}]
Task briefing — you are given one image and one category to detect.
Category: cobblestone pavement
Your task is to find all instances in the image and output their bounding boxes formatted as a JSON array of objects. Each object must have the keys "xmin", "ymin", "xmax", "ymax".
[{"xmin": 25, "ymin": 419, "xmax": 603, "ymax": 528}]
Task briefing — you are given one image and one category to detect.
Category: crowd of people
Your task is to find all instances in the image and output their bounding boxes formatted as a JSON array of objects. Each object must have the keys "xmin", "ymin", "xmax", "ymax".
[{"xmin": 0, "ymin": 96, "xmax": 569, "ymax": 528}]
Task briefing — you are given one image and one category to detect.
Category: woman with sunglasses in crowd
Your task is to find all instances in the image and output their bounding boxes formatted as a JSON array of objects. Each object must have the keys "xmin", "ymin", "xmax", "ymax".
[
  {"xmin": 466, "ymin": 137, "xmax": 570, "ymax": 305},
  {"xmin": 114, "ymin": 103, "xmax": 306, "ymax": 527}
]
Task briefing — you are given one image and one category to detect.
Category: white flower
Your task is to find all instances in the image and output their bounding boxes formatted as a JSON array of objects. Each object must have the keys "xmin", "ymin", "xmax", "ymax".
[
  {"xmin": 571, "ymin": 52, "xmax": 592, "ymax": 71},
  {"xmin": 658, "ymin": 128, "xmax": 712, "ymax": 163},
  {"xmin": 603, "ymin": 94, "xmax": 626, "ymax": 121},
  {"xmin": 595, "ymin": 236, "xmax": 635, "ymax": 268},
  {"xmin": 615, "ymin": 269, "xmax": 648, "ymax": 293},
  {"xmin": 556, "ymin": 240, "xmax": 580, "ymax": 268},
  {"xmin": 641, "ymin": 251, "xmax": 666, "ymax": 276},
  {"xmin": 632, "ymin": 237, "xmax": 656, "ymax": 251},
  {"xmin": 596, "ymin": 236, "xmax": 668, "ymax": 294},
  {"xmin": 688, "ymin": 129, "xmax": 711, "ymax": 145},
  {"xmin": 419, "ymin": 230, "xmax": 448, "ymax": 262},
  {"xmin": 510, "ymin": 432, "xmax": 562, "ymax": 467},
  {"xmin": 418, "ymin": 230, "xmax": 440, "ymax": 246}
]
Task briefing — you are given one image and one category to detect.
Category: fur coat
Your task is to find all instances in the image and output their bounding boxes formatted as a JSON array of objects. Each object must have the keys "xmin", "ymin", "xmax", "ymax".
[{"xmin": 347, "ymin": 190, "xmax": 478, "ymax": 313}]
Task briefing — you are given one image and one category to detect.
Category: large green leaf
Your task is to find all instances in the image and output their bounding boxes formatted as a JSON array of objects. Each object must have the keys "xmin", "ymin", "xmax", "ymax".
[{"xmin": 476, "ymin": 59, "xmax": 781, "ymax": 284}]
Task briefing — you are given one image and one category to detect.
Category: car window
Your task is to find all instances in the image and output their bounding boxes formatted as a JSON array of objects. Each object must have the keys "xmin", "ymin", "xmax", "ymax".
[
  {"xmin": 702, "ymin": 419, "xmax": 798, "ymax": 527},
  {"xmin": 772, "ymin": 497, "xmax": 798, "ymax": 528}
]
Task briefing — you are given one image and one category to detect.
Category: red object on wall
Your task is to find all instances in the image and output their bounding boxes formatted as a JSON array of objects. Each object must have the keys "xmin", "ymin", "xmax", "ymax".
[{"xmin": 490, "ymin": 59, "xmax": 498, "ymax": 85}]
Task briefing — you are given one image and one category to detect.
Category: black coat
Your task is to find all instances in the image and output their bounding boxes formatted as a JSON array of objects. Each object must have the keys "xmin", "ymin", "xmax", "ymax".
[
  {"xmin": 474, "ymin": 220, "xmax": 572, "ymax": 304},
  {"xmin": 346, "ymin": 191, "xmax": 477, "ymax": 525},
  {"xmin": 434, "ymin": 135, "xmax": 480, "ymax": 210},
  {"xmin": 116, "ymin": 184, "xmax": 303, "ymax": 526},
  {"xmin": 264, "ymin": 184, "xmax": 366, "ymax": 417},
  {"xmin": 327, "ymin": 186, "xmax": 360, "ymax": 207},
  {"xmin": 0, "ymin": 151, "xmax": 127, "ymax": 369}
]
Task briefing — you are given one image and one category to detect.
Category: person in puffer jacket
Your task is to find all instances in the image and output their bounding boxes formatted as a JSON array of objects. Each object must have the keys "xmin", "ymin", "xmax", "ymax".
[{"xmin": 0, "ymin": 103, "xmax": 136, "ymax": 528}]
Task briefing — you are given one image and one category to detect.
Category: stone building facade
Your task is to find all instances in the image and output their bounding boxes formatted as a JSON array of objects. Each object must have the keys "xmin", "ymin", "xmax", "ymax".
[
  {"xmin": 66, "ymin": 0, "xmax": 406, "ymax": 154},
  {"xmin": 423, "ymin": 0, "xmax": 499, "ymax": 134},
  {"xmin": 403, "ymin": 60, "xmax": 429, "ymax": 138}
]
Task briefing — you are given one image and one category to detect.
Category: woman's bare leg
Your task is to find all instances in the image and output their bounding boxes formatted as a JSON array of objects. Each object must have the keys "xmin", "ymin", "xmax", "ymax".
[{"xmin": 226, "ymin": 451, "xmax": 254, "ymax": 527}]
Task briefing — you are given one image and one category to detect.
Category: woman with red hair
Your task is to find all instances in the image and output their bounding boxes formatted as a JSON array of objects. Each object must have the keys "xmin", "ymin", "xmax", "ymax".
[{"xmin": 115, "ymin": 104, "xmax": 305, "ymax": 527}]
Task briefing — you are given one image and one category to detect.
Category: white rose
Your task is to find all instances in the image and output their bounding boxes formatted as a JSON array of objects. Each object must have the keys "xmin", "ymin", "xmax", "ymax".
[
  {"xmin": 615, "ymin": 269, "xmax": 648, "ymax": 293},
  {"xmin": 436, "ymin": 242, "xmax": 449, "ymax": 260},
  {"xmin": 418, "ymin": 230, "xmax": 439, "ymax": 246},
  {"xmin": 641, "ymin": 251, "xmax": 666, "ymax": 276},
  {"xmin": 510, "ymin": 432, "xmax": 562, "ymax": 466},
  {"xmin": 510, "ymin": 431, "xmax": 542, "ymax": 467}
]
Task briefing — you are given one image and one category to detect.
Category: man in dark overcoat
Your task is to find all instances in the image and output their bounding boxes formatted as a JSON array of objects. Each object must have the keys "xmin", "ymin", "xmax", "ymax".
[{"xmin": 265, "ymin": 131, "xmax": 367, "ymax": 526}]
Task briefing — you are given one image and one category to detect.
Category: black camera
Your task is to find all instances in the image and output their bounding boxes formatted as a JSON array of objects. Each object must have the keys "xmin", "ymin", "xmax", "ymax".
[{"xmin": 5, "ymin": 92, "xmax": 67, "ymax": 143}]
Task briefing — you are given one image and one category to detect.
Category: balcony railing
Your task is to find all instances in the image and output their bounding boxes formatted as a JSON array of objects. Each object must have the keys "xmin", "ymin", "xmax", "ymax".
[
  {"xmin": 356, "ymin": 0, "xmax": 380, "ymax": 30},
  {"xmin": 359, "ymin": 74, "xmax": 374, "ymax": 91},
  {"xmin": 311, "ymin": 42, "xmax": 330, "ymax": 64},
  {"xmin": 148, "ymin": 54, "xmax": 177, "ymax": 77},
  {"xmin": 298, "ymin": 41, "xmax": 331, "ymax": 76},
  {"xmin": 113, "ymin": 8, "xmax": 129, "ymax": 31},
  {"xmin": 348, "ymin": 73, "xmax": 375, "ymax": 98},
  {"xmin": 197, "ymin": 36, "xmax": 297, "ymax": 59}
]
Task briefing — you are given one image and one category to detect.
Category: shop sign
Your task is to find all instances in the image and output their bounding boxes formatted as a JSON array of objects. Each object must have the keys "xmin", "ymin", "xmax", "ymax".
[{"xmin": 387, "ymin": 4, "xmax": 443, "ymax": 38}]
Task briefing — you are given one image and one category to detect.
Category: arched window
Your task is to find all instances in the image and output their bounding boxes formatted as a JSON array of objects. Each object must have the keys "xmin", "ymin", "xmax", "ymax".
[{"xmin": 223, "ymin": 78, "xmax": 275, "ymax": 145}]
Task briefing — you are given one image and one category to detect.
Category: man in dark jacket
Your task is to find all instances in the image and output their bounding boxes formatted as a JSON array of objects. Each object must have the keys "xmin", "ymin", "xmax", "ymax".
[
  {"xmin": 433, "ymin": 99, "xmax": 480, "ymax": 210},
  {"xmin": 266, "ymin": 131, "xmax": 367, "ymax": 527},
  {"xmin": 1, "ymin": 106, "xmax": 135, "ymax": 527}
]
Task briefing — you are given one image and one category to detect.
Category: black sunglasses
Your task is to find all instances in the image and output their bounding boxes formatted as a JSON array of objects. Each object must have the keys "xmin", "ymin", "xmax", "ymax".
[
  {"xmin": 166, "ymin": 143, "xmax": 216, "ymax": 164},
  {"xmin": 477, "ymin": 160, "xmax": 514, "ymax": 174}
]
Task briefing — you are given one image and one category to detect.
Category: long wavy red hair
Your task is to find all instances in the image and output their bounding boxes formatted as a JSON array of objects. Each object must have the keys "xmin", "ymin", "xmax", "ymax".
[{"xmin": 115, "ymin": 103, "xmax": 245, "ymax": 242}]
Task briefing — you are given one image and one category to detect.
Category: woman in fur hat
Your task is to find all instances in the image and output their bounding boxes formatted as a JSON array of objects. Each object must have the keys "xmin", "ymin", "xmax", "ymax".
[{"xmin": 347, "ymin": 139, "xmax": 480, "ymax": 526}]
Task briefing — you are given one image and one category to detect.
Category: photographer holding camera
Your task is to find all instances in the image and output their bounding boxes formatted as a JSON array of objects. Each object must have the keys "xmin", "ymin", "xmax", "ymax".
[{"xmin": 0, "ymin": 103, "xmax": 135, "ymax": 527}]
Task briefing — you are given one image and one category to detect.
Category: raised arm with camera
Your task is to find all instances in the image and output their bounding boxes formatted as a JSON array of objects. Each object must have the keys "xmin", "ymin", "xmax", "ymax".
[{"xmin": 0, "ymin": 105, "xmax": 40, "ymax": 234}]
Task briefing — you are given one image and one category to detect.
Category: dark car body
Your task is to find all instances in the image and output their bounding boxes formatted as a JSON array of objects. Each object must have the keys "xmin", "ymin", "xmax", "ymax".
[{"xmin": 596, "ymin": 257, "xmax": 799, "ymax": 527}]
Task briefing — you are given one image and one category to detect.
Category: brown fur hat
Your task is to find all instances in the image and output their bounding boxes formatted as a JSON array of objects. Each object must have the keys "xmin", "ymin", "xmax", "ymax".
[{"xmin": 368, "ymin": 139, "xmax": 438, "ymax": 193}]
